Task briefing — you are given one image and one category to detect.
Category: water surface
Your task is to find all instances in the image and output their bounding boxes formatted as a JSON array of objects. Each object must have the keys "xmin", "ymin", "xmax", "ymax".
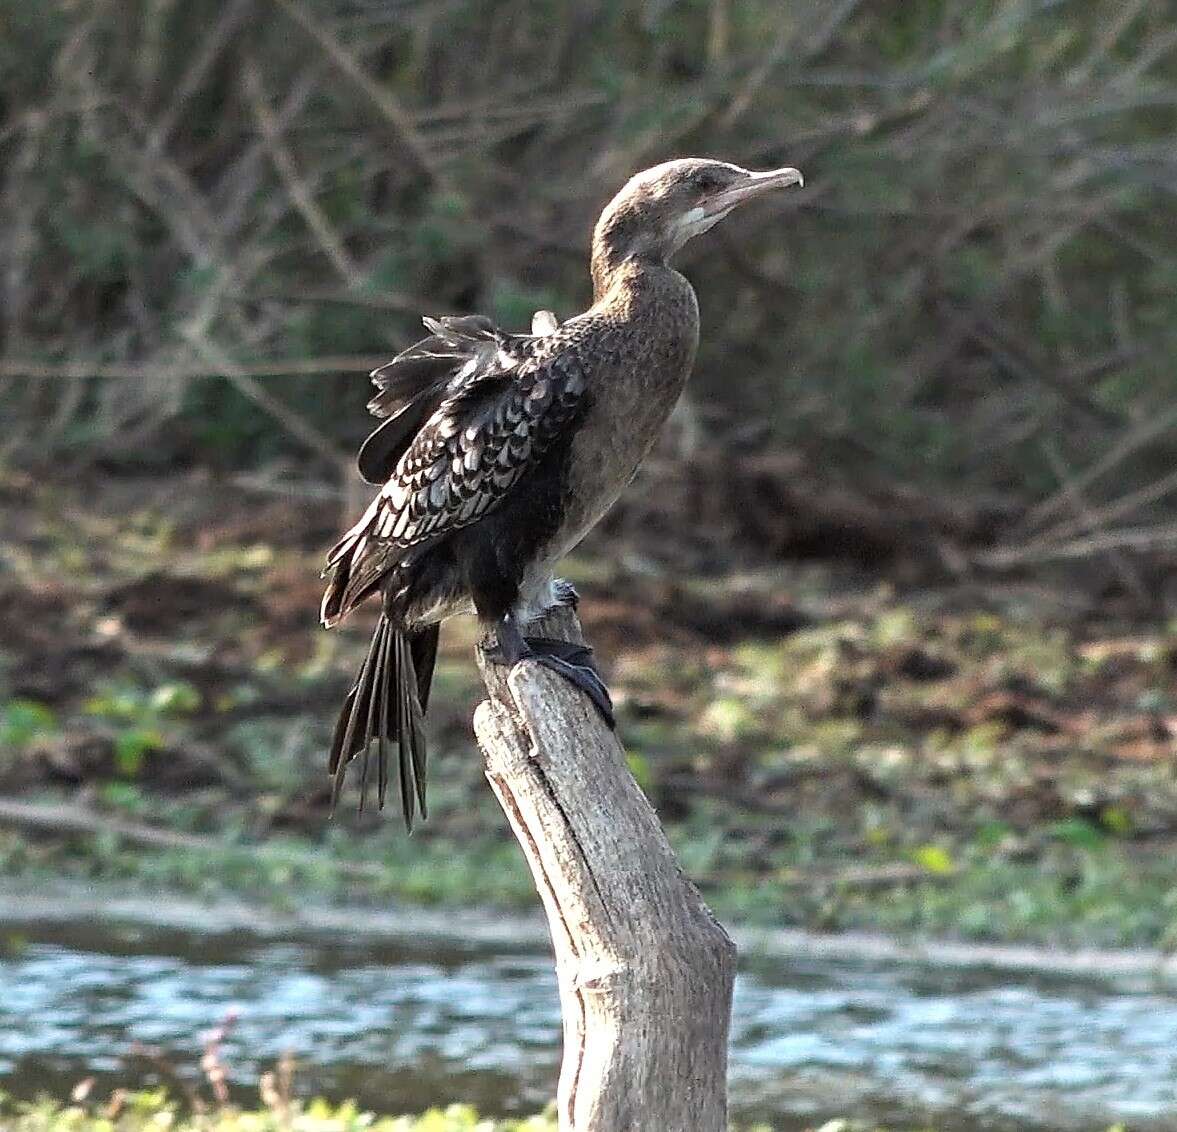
[{"xmin": 3, "ymin": 917, "xmax": 1177, "ymax": 1130}]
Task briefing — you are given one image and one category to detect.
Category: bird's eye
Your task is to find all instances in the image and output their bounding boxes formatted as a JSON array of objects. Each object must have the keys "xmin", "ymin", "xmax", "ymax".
[{"xmin": 695, "ymin": 171, "xmax": 722, "ymax": 192}]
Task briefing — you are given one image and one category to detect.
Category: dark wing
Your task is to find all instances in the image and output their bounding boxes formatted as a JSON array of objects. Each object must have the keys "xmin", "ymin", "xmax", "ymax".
[
  {"xmin": 355, "ymin": 312, "xmax": 562, "ymax": 484},
  {"xmin": 357, "ymin": 315, "xmax": 503, "ymax": 485},
  {"xmin": 322, "ymin": 315, "xmax": 587, "ymax": 625}
]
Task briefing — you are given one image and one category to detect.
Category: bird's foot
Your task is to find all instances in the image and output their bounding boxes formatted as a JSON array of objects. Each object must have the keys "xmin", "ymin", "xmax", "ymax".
[
  {"xmin": 482, "ymin": 616, "xmax": 613, "ymax": 728},
  {"xmin": 551, "ymin": 578, "xmax": 580, "ymax": 611},
  {"xmin": 521, "ymin": 637, "xmax": 614, "ymax": 727},
  {"xmin": 522, "ymin": 636, "xmax": 599, "ymax": 673}
]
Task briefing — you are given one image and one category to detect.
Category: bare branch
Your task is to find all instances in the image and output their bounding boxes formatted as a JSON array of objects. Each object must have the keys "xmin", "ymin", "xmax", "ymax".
[
  {"xmin": 146, "ymin": 0, "xmax": 254, "ymax": 153},
  {"xmin": 180, "ymin": 331, "xmax": 344, "ymax": 464},
  {"xmin": 269, "ymin": 0, "xmax": 452, "ymax": 193},
  {"xmin": 0, "ymin": 355, "xmax": 389, "ymax": 381}
]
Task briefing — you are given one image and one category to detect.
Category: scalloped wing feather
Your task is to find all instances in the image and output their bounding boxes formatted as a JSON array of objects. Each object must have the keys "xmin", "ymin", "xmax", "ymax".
[{"xmin": 322, "ymin": 315, "xmax": 588, "ymax": 624}]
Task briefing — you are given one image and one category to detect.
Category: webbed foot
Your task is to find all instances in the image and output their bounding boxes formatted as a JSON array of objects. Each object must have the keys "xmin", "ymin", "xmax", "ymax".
[
  {"xmin": 524, "ymin": 636, "xmax": 614, "ymax": 727},
  {"xmin": 483, "ymin": 614, "xmax": 614, "ymax": 728}
]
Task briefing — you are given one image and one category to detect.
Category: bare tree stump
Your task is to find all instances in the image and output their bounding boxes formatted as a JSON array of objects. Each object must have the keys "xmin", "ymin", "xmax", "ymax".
[{"xmin": 474, "ymin": 606, "xmax": 737, "ymax": 1132}]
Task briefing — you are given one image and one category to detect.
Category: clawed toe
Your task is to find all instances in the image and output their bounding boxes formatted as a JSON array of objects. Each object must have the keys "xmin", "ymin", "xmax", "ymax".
[
  {"xmin": 524, "ymin": 635, "xmax": 600, "ymax": 675},
  {"xmin": 536, "ymin": 656, "xmax": 614, "ymax": 727},
  {"xmin": 482, "ymin": 614, "xmax": 614, "ymax": 727},
  {"xmin": 552, "ymin": 578, "xmax": 580, "ymax": 610},
  {"xmin": 525, "ymin": 641, "xmax": 614, "ymax": 728}
]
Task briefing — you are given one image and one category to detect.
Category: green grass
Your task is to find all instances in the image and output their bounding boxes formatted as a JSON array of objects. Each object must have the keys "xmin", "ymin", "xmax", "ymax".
[
  {"xmin": 0, "ymin": 1096, "xmax": 558, "ymax": 1132},
  {"xmin": 0, "ymin": 1095, "xmax": 785, "ymax": 1132},
  {"xmin": 5, "ymin": 799, "xmax": 1176, "ymax": 949}
]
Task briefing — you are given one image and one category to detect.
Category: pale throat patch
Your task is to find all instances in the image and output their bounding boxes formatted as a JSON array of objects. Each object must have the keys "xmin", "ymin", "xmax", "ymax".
[{"xmin": 674, "ymin": 205, "xmax": 728, "ymax": 246}]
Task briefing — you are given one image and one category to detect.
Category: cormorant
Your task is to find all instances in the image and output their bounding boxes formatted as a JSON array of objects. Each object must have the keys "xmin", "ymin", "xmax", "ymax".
[{"xmin": 322, "ymin": 157, "xmax": 804, "ymax": 826}]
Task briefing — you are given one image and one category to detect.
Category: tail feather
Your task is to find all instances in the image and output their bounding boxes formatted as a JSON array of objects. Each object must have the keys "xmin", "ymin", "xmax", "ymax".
[
  {"xmin": 358, "ymin": 627, "xmax": 384, "ymax": 811},
  {"xmin": 377, "ymin": 624, "xmax": 392, "ymax": 810},
  {"xmin": 329, "ymin": 619, "xmax": 382, "ymax": 805},
  {"xmin": 395, "ymin": 633, "xmax": 416, "ymax": 827},
  {"xmin": 411, "ymin": 625, "xmax": 440, "ymax": 713},
  {"xmin": 328, "ymin": 615, "xmax": 435, "ymax": 828},
  {"xmin": 397, "ymin": 631, "xmax": 429, "ymax": 820},
  {"xmin": 407, "ymin": 627, "xmax": 437, "ymax": 819}
]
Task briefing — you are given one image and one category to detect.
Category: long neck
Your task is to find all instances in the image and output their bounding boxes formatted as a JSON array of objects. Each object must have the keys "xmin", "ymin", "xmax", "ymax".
[
  {"xmin": 590, "ymin": 204, "xmax": 669, "ymax": 301},
  {"xmin": 590, "ymin": 248, "xmax": 658, "ymax": 303},
  {"xmin": 588, "ymin": 203, "xmax": 698, "ymax": 355},
  {"xmin": 585, "ymin": 252, "xmax": 700, "ymax": 392}
]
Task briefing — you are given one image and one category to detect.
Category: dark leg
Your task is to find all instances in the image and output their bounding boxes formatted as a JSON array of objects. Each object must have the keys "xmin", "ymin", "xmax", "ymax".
[
  {"xmin": 462, "ymin": 528, "xmax": 613, "ymax": 726},
  {"xmin": 485, "ymin": 612, "xmax": 615, "ymax": 728},
  {"xmin": 485, "ymin": 609, "xmax": 529, "ymax": 664},
  {"xmin": 552, "ymin": 577, "xmax": 580, "ymax": 610}
]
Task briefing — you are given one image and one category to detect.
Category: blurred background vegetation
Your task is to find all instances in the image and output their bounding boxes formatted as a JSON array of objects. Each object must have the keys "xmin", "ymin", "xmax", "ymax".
[{"xmin": 3, "ymin": 0, "xmax": 1177, "ymax": 583}]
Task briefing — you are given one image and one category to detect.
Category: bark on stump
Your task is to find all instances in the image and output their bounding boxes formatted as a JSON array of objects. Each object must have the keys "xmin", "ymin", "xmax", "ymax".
[{"xmin": 474, "ymin": 606, "xmax": 737, "ymax": 1132}]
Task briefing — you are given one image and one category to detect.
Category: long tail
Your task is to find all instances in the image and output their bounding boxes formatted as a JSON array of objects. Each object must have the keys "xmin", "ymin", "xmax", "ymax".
[{"xmin": 328, "ymin": 618, "xmax": 438, "ymax": 828}]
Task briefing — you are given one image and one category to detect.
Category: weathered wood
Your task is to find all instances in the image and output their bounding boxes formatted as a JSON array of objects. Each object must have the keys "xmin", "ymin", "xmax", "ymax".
[{"xmin": 474, "ymin": 606, "xmax": 736, "ymax": 1132}]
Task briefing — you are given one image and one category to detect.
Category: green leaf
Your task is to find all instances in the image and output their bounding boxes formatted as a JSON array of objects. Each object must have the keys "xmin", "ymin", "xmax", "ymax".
[
  {"xmin": 973, "ymin": 820, "xmax": 1014, "ymax": 850},
  {"xmin": 84, "ymin": 688, "xmax": 145, "ymax": 721},
  {"xmin": 1049, "ymin": 817, "xmax": 1106, "ymax": 850},
  {"xmin": 0, "ymin": 699, "xmax": 58, "ymax": 748},
  {"xmin": 114, "ymin": 728, "xmax": 164, "ymax": 776},
  {"xmin": 914, "ymin": 844, "xmax": 955, "ymax": 875},
  {"xmin": 99, "ymin": 781, "xmax": 146, "ymax": 813},
  {"xmin": 625, "ymin": 752, "xmax": 653, "ymax": 792},
  {"xmin": 149, "ymin": 681, "xmax": 201, "ymax": 715}
]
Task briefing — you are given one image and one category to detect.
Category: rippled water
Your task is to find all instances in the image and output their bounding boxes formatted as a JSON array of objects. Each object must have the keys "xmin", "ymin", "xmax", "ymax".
[{"xmin": 4, "ymin": 918, "xmax": 1177, "ymax": 1130}]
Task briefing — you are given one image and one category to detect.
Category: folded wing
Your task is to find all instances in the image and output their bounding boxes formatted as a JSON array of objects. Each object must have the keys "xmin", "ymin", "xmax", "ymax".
[{"xmin": 322, "ymin": 313, "xmax": 587, "ymax": 625}]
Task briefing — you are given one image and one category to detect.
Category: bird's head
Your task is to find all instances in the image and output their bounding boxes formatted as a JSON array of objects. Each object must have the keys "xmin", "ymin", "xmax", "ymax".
[{"xmin": 591, "ymin": 157, "xmax": 803, "ymax": 293}]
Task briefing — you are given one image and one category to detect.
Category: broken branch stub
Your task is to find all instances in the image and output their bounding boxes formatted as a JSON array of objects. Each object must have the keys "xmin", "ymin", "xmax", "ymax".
[{"xmin": 474, "ymin": 606, "xmax": 736, "ymax": 1132}]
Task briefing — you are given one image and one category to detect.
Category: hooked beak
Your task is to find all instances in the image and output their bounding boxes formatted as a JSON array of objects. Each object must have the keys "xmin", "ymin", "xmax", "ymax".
[{"xmin": 705, "ymin": 166, "xmax": 804, "ymax": 216}]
